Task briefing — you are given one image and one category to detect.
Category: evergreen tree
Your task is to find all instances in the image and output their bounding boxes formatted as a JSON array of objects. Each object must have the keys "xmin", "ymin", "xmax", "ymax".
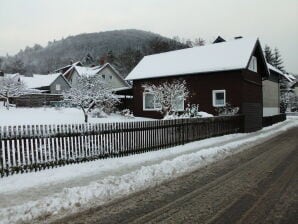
[
  {"xmin": 272, "ymin": 48, "xmax": 285, "ymax": 72},
  {"xmin": 264, "ymin": 45, "xmax": 274, "ymax": 64}
]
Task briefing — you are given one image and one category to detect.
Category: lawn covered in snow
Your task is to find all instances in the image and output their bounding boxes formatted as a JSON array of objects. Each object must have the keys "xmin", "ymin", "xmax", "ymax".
[
  {"xmin": 0, "ymin": 117, "xmax": 297, "ymax": 224},
  {"xmin": 0, "ymin": 106, "xmax": 152, "ymax": 126}
]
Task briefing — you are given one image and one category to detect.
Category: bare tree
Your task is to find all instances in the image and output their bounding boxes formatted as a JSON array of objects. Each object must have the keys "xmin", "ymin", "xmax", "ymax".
[
  {"xmin": 143, "ymin": 80, "xmax": 189, "ymax": 118},
  {"xmin": 63, "ymin": 75, "xmax": 119, "ymax": 122},
  {"xmin": 0, "ymin": 75, "xmax": 27, "ymax": 109}
]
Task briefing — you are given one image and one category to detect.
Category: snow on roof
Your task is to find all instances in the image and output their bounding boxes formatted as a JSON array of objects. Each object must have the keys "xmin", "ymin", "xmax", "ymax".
[
  {"xmin": 126, "ymin": 38, "xmax": 260, "ymax": 80},
  {"xmin": 267, "ymin": 63, "xmax": 284, "ymax": 76},
  {"xmin": 54, "ymin": 61, "xmax": 81, "ymax": 73},
  {"xmin": 287, "ymin": 74, "xmax": 296, "ymax": 81},
  {"xmin": 21, "ymin": 73, "xmax": 61, "ymax": 89},
  {"xmin": 74, "ymin": 66, "xmax": 102, "ymax": 77}
]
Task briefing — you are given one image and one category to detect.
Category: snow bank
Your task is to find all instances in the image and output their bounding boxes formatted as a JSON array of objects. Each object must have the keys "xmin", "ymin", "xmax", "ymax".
[
  {"xmin": 0, "ymin": 118, "xmax": 297, "ymax": 223},
  {"xmin": 0, "ymin": 107, "xmax": 152, "ymax": 126}
]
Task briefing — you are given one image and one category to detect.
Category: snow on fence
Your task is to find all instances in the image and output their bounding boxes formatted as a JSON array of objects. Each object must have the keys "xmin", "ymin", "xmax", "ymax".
[
  {"xmin": 0, "ymin": 115, "xmax": 244, "ymax": 177},
  {"xmin": 262, "ymin": 114, "xmax": 286, "ymax": 127}
]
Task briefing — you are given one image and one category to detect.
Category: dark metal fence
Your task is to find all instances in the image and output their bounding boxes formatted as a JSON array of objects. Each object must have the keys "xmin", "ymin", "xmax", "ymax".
[
  {"xmin": 0, "ymin": 115, "xmax": 244, "ymax": 177},
  {"xmin": 262, "ymin": 113, "xmax": 286, "ymax": 127}
]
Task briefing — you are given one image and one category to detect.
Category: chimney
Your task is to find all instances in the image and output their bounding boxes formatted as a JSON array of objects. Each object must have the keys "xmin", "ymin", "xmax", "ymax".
[
  {"xmin": 234, "ymin": 36, "xmax": 243, "ymax": 39},
  {"xmin": 213, "ymin": 36, "xmax": 226, "ymax": 44},
  {"xmin": 0, "ymin": 71, "xmax": 4, "ymax": 77},
  {"xmin": 70, "ymin": 60, "xmax": 74, "ymax": 65}
]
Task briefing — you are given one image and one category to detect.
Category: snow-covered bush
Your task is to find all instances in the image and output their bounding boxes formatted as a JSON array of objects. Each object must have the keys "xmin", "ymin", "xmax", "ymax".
[
  {"xmin": 164, "ymin": 104, "xmax": 213, "ymax": 119},
  {"xmin": 119, "ymin": 109, "xmax": 135, "ymax": 118},
  {"xmin": 63, "ymin": 75, "xmax": 119, "ymax": 122},
  {"xmin": 142, "ymin": 80, "xmax": 189, "ymax": 118},
  {"xmin": 215, "ymin": 103, "xmax": 239, "ymax": 116}
]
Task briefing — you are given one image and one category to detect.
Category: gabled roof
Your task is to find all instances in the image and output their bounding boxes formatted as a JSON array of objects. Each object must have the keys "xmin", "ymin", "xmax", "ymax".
[
  {"xmin": 21, "ymin": 73, "xmax": 68, "ymax": 89},
  {"xmin": 54, "ymin": 61, "xmax": 82, "ymax": 73},
  {"xmin": 74, "ymin": 66, "xmax": 102, "ymax": 77},
  {"xmin": 74, "ymin": 63, "xmax": 130, "ymax": 87},
  {"xmin": 126, "ymin": 38, "xmax": 268, "ymax": 81}
]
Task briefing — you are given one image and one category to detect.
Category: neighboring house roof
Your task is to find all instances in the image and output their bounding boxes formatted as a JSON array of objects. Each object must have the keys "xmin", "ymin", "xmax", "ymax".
[
  {"xmin": 267, "ymin": 63, "xmax": 284, "ymax": 76},
  {"xmin": 74, "ymin": 66, "xmax": 102, "ymax": 77},
  {"xmin": 21, "ymin": 73, "xmax": 70, "ymax": 89},
  {"xmin": 74, "ymin": 63, "xmax": 130, "ymax": 87},
  {"xmin": 54, "ymin": 61, "xmax": 82, "ymax": 73},
  {"xmin": 126, "ymin": 38, "xmax": 268, "ymax": 81}
]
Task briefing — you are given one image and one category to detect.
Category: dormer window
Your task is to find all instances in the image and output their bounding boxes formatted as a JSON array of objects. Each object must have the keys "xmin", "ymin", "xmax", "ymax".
[{"xmin": 248, "ymin": 56, "xmax": 257, "ymax": 73}]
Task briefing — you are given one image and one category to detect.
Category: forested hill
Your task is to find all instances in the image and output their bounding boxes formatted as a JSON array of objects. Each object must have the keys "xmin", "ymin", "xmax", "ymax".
[{"xmin": 0, "ymin": 29, "xmax": 188, "ymax": 76}]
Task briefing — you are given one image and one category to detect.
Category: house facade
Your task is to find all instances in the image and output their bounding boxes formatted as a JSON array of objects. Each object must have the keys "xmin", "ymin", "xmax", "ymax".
[
  {"xmin": 59, "ymin": 62, "xmax": 129, "ymax": 90},
  {"xmin": 262, "ymin": 64, "xmax": 281, "ymax": 116},
  {"xmin": 126, "ymin": 38, "xmax": 270, "ymax": 132}
]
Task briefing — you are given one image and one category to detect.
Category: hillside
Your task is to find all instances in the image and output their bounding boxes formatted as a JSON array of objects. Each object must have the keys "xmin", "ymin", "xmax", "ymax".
[{"xmin": 0, "ymin": 29, "xmax": 187, "ymax": 76}]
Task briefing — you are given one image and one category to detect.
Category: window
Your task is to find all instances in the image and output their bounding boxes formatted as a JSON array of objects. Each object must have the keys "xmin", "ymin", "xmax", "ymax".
[
  {"xmin": 172, "ymin": 92, "xmax": 185, "ymax": 111},
  {"xmin": 248, "ymin": 56, "xmax": 257, "ymax": 72},
  {"xmin": 102, "ymin": 74, "xmax": 105, "ymax": 79},
  {"xmin": 143, "ymin": 92, "xmax": 161, "ymax": 111},
  {"xmin": 55, "ymin": 84, "xmax": 61, "ymax": 91},
  {"xmin": 212, "ymin": 90, "xmax": 226, "ymax": 107},
  {"xmin": 109, "ymin": 75, "xmax": 112, "ymax": 80}
]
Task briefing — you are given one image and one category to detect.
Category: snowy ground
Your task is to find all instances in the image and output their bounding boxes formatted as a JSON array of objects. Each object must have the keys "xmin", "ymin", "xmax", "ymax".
[
  {"xmin": 0, "ymin": 106, "xmax": 152, "ymax": 126},
  {"xmin": 0, "ymin": 117, "xmax": 298, "ymax": 224}
]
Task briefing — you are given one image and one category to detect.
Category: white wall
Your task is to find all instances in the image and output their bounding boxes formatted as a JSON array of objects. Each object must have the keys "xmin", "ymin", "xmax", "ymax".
[{"xmin": 263, "ymin": 107, "xmax": 280, "ymax": 116}]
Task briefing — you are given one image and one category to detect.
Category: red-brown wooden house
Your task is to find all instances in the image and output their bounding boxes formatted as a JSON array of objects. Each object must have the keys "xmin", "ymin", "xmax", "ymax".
[{"xmin": 126, "ymin": 38, "xmax": 270, "ymax": 132}]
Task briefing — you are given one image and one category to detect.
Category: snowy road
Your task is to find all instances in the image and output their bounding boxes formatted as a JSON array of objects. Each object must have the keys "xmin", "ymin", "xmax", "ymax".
[
  {"xmin": 54, "ymin": 126, "xmax": 298, "ymax": 224},
  {"xmin": 0, "ymin": 118, "xmax": 298, "ymax": 223}
]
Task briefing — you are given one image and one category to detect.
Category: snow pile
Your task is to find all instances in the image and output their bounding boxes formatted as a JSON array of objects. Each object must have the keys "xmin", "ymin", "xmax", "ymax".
[{"xmin": 0, "ymin": 118, "xmax": 297, "ymax": 223}]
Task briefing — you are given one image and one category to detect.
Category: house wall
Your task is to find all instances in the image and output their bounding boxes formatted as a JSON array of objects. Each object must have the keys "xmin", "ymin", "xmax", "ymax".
[
  {"xmin": 295, "ymin": 85, "xmax": 298, "ymax": 96},
  {"xmin": 133, "ymin": 69, "xmax": 263, "ymax": 132},
  {"xmin": 262, "ymin": 73, "xmax": 280, "ymax": 116},
  {"xmin": 50, "ymin": 75, "xmax": 71, "ymax": 94},
  {"xmin": 98, "ymin": 66, "xmax": 127, "ymax": 89},
  {"xmin": 133, "ymin": 70, "xmax": 243, "ymax": 119},
  {"xmin": 69, "ymin": 66, "xmax": 127, "ymax": 89}
]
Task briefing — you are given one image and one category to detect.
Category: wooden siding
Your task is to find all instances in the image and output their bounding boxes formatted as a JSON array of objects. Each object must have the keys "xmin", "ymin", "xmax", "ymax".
[
  {"xmin": 12, "ymin": 94, "xmax": 63, "ymax": 107},
  {"xmin": 132, "ymin": 69, "xmax": 263, "ymax": 132}
]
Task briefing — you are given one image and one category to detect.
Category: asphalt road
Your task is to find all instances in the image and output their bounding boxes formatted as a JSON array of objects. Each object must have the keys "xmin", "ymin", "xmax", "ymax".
[{"xmin": 51, "ymin": 126, "xmax": 298, "ymax": 224}]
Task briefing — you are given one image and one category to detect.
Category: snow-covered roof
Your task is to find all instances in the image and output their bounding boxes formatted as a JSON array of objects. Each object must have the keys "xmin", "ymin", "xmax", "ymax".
[
  {"xmin": 267, "ymin": 63, "xmax": 284, "ymax": 76},
  {"xmin": 74, "ymin": 66, "xmax": 102, "ymax": 77},
  {"xmin": 21, "ymin": 73, "xmax": 62, "ymax": 89},
  {"xmin": 54, "ymin": 61, "xmax": 82, "ymax": 73},
  {"xmin": 126, "ymin": 38, "xmax": 263, "ymax": 80}
]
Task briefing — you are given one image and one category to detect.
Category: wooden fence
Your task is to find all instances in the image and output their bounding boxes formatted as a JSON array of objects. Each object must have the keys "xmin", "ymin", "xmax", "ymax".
[
  {"xmin": 262, "ymin": 114, "xmax": 286, "ymax": 127},
  {"xmin": 0, "ymin": 115, "xmax": 244, "ymax": 177}
]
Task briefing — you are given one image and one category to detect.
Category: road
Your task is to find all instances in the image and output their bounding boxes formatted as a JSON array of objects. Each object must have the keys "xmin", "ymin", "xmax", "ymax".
[{"xmin": 52, "ymin": 127, "xmax": 298, "ymax": 224}]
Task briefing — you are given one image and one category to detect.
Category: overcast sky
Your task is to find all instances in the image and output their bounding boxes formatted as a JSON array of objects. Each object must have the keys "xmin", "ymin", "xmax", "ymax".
[{"xmin": 0, "ymin": 0, "xmax": 297, "ymax": 72}]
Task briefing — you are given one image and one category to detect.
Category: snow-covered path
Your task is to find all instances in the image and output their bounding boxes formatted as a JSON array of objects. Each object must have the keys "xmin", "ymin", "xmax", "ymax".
[{"xmin": 0, "ymin": 117, "xmax": 298, "ymax": 224}]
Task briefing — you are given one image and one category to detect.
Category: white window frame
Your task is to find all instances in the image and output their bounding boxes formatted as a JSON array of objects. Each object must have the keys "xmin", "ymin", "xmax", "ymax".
[
  {"xmin": 248, "ymin": 56, "xmax": 257, "ymax": 73},
  {"xmin": 55, "ymin": 84, "xmax": 61, "ymax": 91},
  {"xmin": 212, "ymin": 90, "xmax": 226, "ymax": 107},
  {"xmin": 143, "ymin": 92, "xmax": 161, "ymax": 111}
]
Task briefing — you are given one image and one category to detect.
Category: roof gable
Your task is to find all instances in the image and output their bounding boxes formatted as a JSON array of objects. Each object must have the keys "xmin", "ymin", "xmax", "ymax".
[{"xmin": 126, "ymin": 38, "xmax": 267, "ymax": 81}]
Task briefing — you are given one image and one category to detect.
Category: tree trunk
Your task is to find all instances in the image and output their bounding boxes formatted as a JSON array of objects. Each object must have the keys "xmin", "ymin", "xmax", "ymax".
[
  {"xmin": 5, "ymin": 98, "xmax": 10, "ymax": 110},
  {"xmin": 84, "ymin": 113, "xmax": 88, "ymax": 123}
]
